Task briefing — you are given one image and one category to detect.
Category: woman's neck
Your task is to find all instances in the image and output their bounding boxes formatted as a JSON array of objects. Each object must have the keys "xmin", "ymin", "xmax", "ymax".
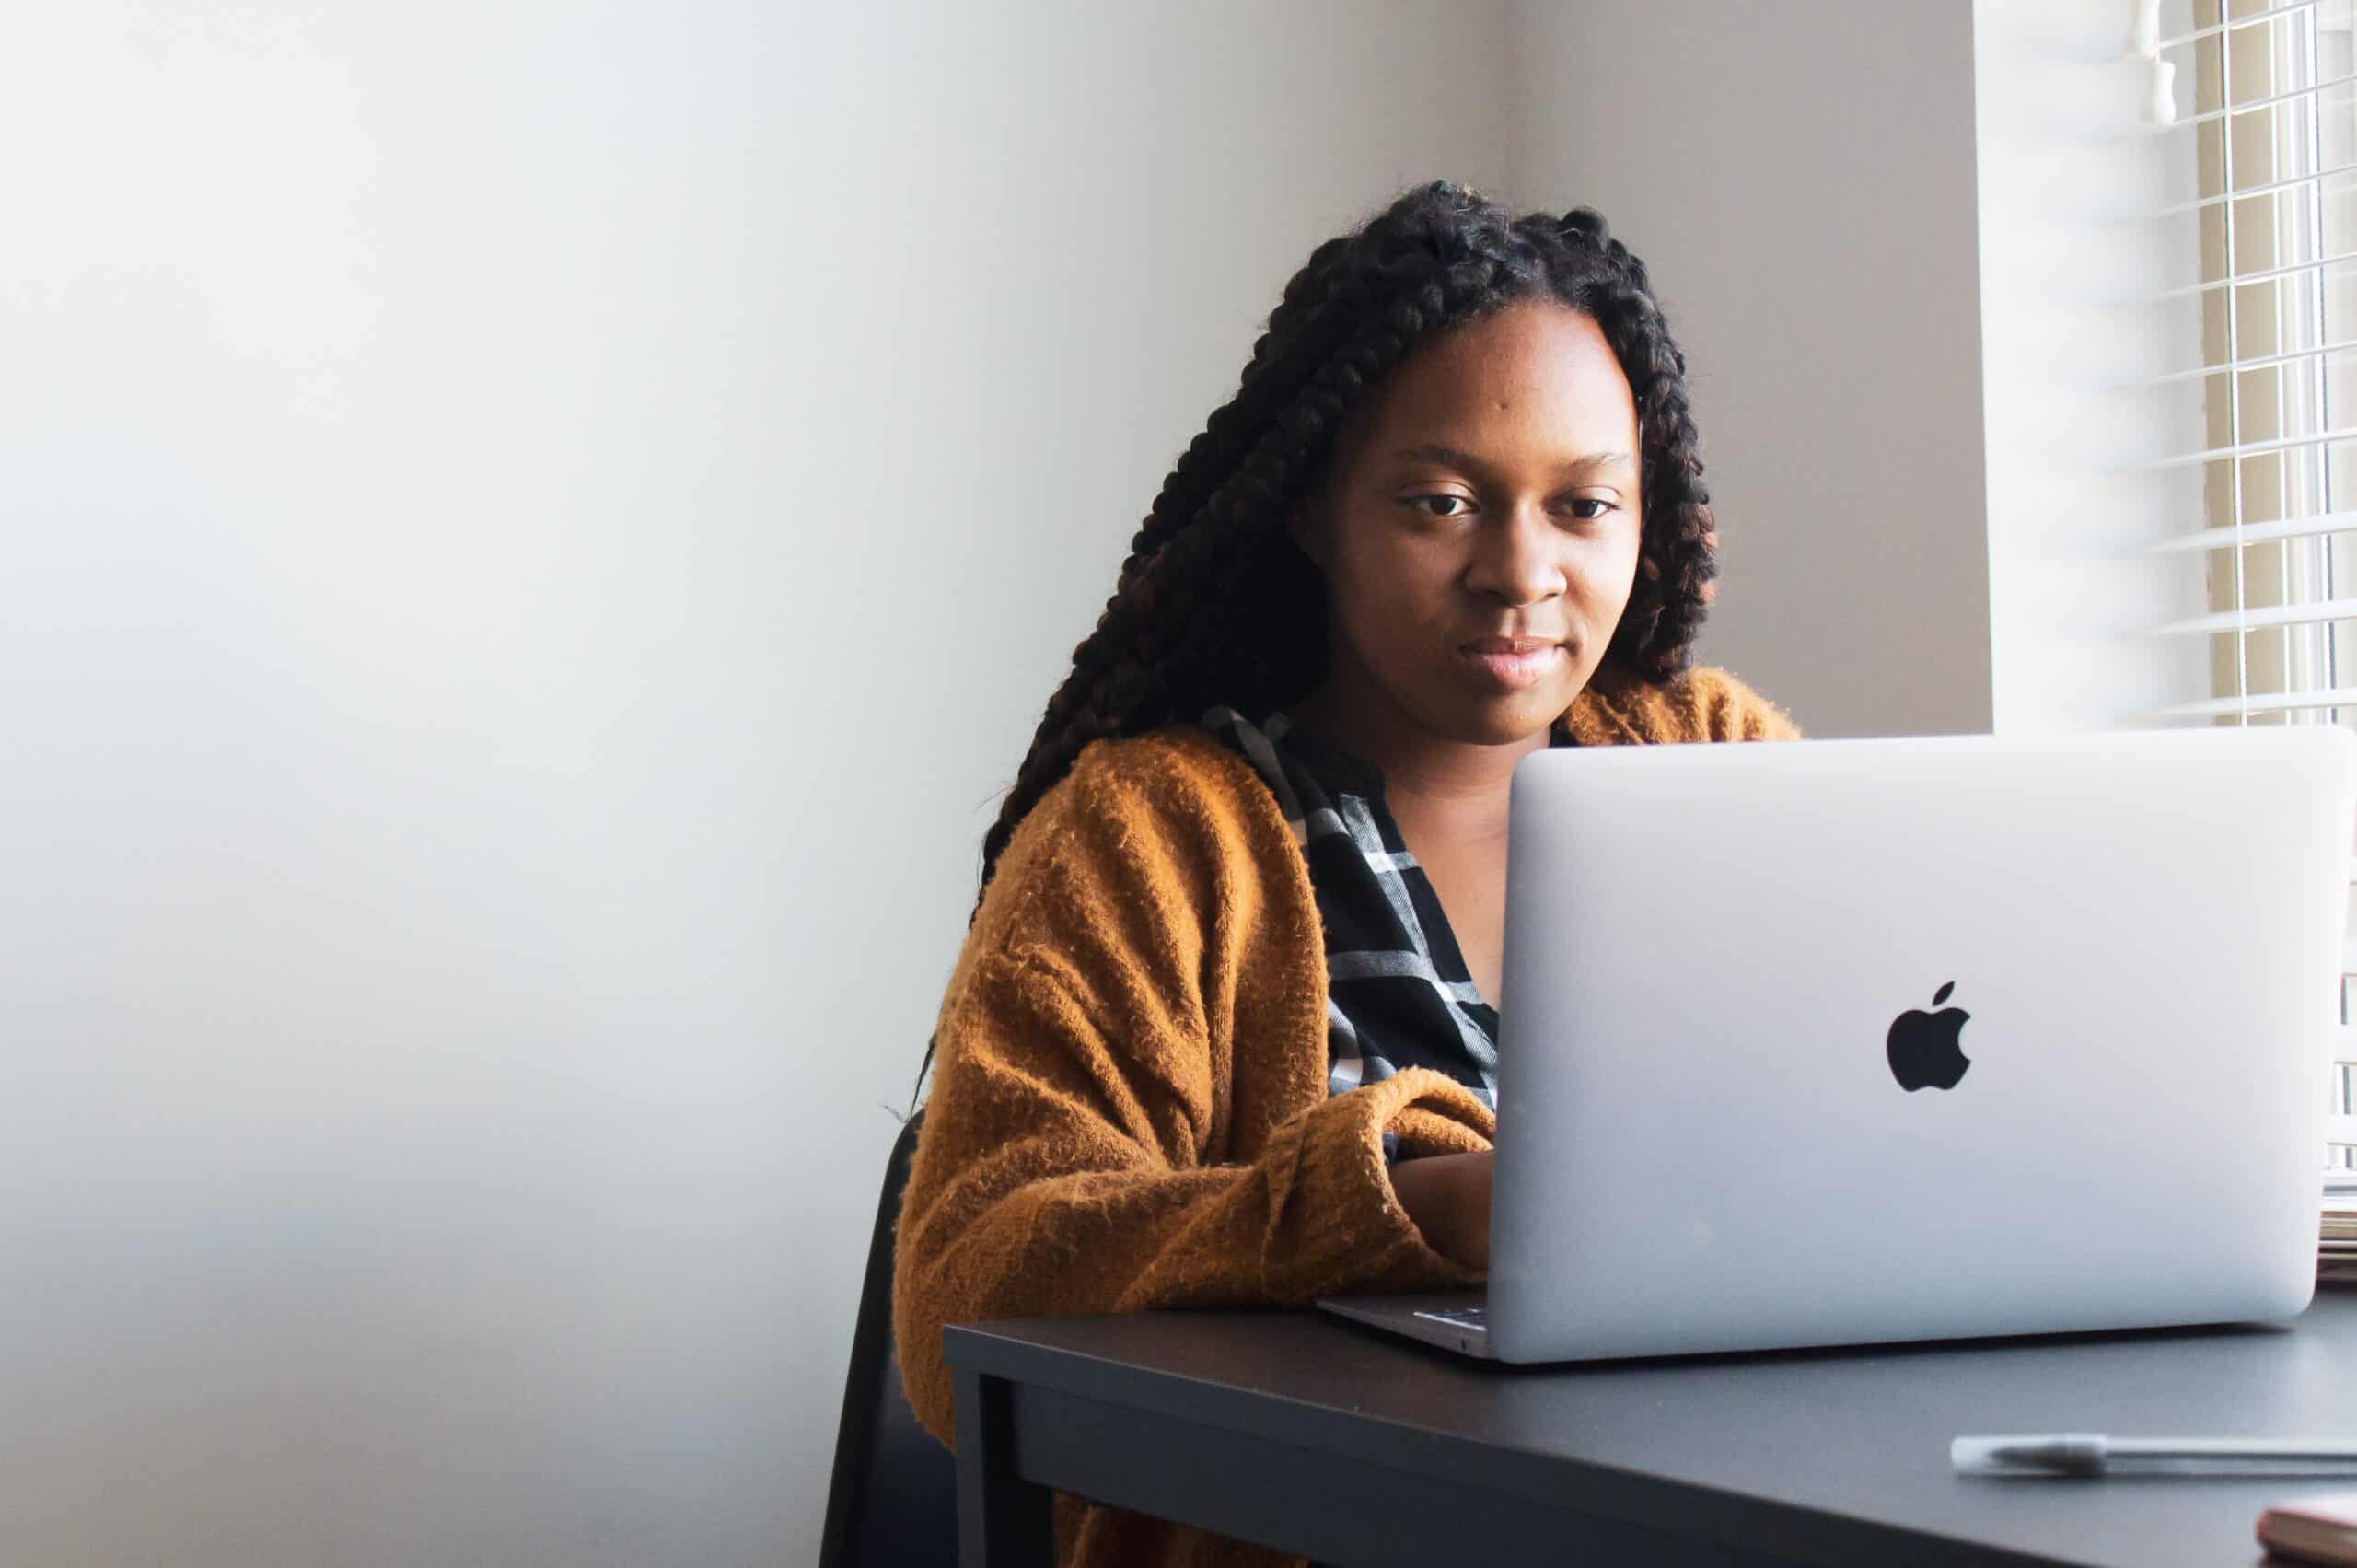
[{"xmin": 1283, "ymin": 685, "xmax": 1550, "ymax": 819}]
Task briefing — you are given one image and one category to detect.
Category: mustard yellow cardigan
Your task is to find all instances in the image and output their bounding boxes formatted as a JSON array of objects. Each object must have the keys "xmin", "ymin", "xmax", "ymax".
[{"xmin": 892, "ymin": 663, "xmax": 1804, "ymax": 1568}]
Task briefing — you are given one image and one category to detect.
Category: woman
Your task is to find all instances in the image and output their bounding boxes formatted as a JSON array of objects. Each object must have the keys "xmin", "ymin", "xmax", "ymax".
[{"xmin": 890, "ymin": 180, "xmax": 1802, "ymax": 1568}]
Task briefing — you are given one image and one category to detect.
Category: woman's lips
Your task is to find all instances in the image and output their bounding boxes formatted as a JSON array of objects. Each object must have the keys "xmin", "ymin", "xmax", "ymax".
[{"xmin": 1459, "ymin": 643, "xmax": 1564, "ymax": 689}]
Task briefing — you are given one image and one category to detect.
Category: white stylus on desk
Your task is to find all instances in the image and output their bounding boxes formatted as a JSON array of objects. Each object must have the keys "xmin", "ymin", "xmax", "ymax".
[{"xmin": 1952, "ymin": 1434, "xmax": 2357, "ymax": 1477}]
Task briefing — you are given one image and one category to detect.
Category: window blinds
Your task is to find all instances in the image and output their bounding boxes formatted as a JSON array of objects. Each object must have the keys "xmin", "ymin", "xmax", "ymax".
[{"xmin": 2131, "ymin": 0, "xmax": 2357, "ymax": 1170}]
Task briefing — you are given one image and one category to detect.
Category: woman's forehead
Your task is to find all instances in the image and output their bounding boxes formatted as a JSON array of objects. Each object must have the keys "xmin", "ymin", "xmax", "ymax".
[{"xmin": 1340, "ymin": 306, "xmax": 1637, "ymax": 467}]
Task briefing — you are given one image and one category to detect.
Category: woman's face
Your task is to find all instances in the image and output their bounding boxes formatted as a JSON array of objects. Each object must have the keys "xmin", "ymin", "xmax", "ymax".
[{"xmin": 1289, "ymin": 301, "xmax": 1644, "ymax": 749}]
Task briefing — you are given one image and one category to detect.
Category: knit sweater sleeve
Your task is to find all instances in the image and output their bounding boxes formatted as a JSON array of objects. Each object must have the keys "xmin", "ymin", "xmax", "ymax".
[{"xmin": 889, "ymin": 738, "xmax": 1492, "ymax": 1448}]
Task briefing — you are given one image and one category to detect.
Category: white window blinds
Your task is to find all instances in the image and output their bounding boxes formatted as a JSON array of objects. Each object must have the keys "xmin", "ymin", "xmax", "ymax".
[{"xmin": 2131, "ymin": 0, "xmax": 2357, "ymax": 1172}]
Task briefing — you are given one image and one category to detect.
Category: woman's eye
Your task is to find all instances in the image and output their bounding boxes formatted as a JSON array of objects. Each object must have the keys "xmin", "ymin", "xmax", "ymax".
[{"xmin": 1409, "ymin": 494, "xmax": 1614, "ymax": 521}]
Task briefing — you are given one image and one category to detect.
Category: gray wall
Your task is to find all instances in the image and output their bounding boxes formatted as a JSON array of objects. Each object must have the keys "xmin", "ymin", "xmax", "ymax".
[
  {"xmin": 0, "ymin": 3, "xmax": 2002, "ymax": 1564},
  {"xmin": 0, "ymin": 2, "xmax": 1515, "ymax": 1563},
  {"xmin": 1510, "ymin": 0, "xmax": 1995, "ymax": 739}
]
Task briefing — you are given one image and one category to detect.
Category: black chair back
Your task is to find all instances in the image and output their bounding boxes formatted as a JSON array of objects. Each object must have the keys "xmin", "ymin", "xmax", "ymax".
[{"xmin": 818, "ymin": 1110, "xmax": 958, "ymax": 1568}]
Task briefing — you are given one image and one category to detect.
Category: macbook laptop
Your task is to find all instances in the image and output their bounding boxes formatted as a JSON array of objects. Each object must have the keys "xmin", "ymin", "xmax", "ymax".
[{"xmin": 1318, "ymin": 725, "xmax": 2355, "ymax": 1363}]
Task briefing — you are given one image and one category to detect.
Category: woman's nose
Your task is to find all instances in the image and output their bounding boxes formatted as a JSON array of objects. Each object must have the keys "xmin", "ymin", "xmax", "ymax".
[{"xmin": 1469, "ymin": 503, "xmax": 1565, "ymax": 601}]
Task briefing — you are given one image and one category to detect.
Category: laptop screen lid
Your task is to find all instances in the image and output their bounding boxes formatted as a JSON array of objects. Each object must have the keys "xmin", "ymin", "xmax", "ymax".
[{"xmin": 1485, "ymin": 725, "xmax": 2354, "ymax": 1364}]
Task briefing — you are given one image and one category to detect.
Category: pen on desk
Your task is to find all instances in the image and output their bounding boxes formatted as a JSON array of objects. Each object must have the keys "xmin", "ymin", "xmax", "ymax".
[{"xmin": 1951, "ymin": 1434, "xmax": 2357, "ymax": 1477}]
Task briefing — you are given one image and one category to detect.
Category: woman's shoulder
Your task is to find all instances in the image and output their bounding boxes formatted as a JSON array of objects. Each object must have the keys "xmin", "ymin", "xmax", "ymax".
[
  {"xmin": 967, "ymin": 719, "xmax": 1302, "ymax": 958},
  {"xmin": 1565, "ymin": 662, "xmax": 1804, "ymax": 745},
  {"xmin": 1049, "ymin": 719, "xmax": 1285, "ymax": 839}
]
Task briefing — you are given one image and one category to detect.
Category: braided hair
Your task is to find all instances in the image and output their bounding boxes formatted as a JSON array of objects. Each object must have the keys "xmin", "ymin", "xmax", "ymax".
[{"xmin": 905, "ymin": 180, "xmax": 1719, "ymax": 1115}]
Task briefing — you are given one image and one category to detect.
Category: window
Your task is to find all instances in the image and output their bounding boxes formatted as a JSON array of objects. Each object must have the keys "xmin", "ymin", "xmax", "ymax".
[{"xmin": 2143, "ymin": 0, "xmax": 2357, "ymax": 1171}]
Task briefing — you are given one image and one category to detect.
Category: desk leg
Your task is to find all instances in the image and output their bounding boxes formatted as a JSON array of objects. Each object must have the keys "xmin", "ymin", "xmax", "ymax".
[{"xmin": 955, "ymin": 1366, "xmax": 1054, "ymax": 1567}]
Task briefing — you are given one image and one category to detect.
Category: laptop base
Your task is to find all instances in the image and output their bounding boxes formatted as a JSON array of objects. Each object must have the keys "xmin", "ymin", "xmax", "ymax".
[{"xmin": 1316, "ymin": 1290, "xmax": 1496, "ymax": 1359}]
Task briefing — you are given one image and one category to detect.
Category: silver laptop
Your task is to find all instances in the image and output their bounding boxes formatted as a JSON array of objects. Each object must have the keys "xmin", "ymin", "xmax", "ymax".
[{"xmin": 1318, "ymin": 725, "xmax": 2355, "ymax": 1362}]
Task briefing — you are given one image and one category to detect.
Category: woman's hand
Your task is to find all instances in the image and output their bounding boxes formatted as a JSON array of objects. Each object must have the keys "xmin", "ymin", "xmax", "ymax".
[{"xmin": 1386, "ymin": 1149, "xmax": 1492, "ymax": 1272}]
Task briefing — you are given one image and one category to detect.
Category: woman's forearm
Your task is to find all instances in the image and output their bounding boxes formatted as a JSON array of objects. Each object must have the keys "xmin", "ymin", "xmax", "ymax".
[{"xmin": 1387, "ymin": 1150, "xmax": 1492, "ymax": 1272}]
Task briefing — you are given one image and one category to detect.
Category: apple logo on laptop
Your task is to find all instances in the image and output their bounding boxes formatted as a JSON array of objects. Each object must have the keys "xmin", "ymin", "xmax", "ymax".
[{"xmin": 1887, "ymin": 981, "xmax": 1971, "ymax": 1091}]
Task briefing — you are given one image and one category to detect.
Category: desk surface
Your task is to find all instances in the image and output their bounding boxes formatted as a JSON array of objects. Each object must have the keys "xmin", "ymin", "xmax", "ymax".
[{"xmin": 945, "ymin": 1285, "xmax": 2357, "ymax": 1568}]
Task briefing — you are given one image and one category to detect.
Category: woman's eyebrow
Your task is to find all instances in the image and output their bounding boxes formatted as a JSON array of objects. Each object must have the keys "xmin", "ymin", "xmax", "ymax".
[{"xmin": 1393, "ymin": 443, "xmax": 1632, "ymax": 476}]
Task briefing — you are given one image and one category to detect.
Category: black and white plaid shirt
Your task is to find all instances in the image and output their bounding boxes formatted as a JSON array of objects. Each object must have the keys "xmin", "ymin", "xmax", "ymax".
[{"xmin": 1197, "ymin": 703, "xmax": 1577, "ymax": 1158}]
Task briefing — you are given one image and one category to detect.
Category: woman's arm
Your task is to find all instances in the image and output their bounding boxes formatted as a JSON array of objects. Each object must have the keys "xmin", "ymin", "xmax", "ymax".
[
  {"xmin": 1387, "ymin": 1150, "xmax": 1493, "ymax": 1272},
  {"xmin": 888, "ymin": 738, "xmax": 1492, "ymax": 1447},
  {"xmin": 891, "ymin": 947, "xmax": 1491, "ymax": 1446}
]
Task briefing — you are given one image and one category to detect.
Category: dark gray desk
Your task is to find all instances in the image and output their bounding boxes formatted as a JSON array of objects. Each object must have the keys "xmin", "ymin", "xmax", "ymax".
[{"xmin": 943, "ymin": 1285, "xmax": 2357, "ymax": 1567}]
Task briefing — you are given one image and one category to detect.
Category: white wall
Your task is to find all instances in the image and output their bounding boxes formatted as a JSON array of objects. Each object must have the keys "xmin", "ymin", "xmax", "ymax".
[
  {"xmin": 1972, "ymin": 0, "xmax": 2212, "ymax": 733},
  {"xmin": 0, "ymin": 4, "xmax": 1515, "ymax": 1563},
  {"xmin": 4, "ymin": 3, "xmax": 2034, "ymax": 1562},
  {"xmin": 1509, "ymin": 0, "xmax": 1998, "ymax": 740}
]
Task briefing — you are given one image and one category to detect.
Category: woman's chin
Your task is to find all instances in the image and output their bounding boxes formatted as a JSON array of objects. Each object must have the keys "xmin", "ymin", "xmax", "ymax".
[{"xmin": 1437, "ymin": 688, "xmax": 1575, "ymax": 747}]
